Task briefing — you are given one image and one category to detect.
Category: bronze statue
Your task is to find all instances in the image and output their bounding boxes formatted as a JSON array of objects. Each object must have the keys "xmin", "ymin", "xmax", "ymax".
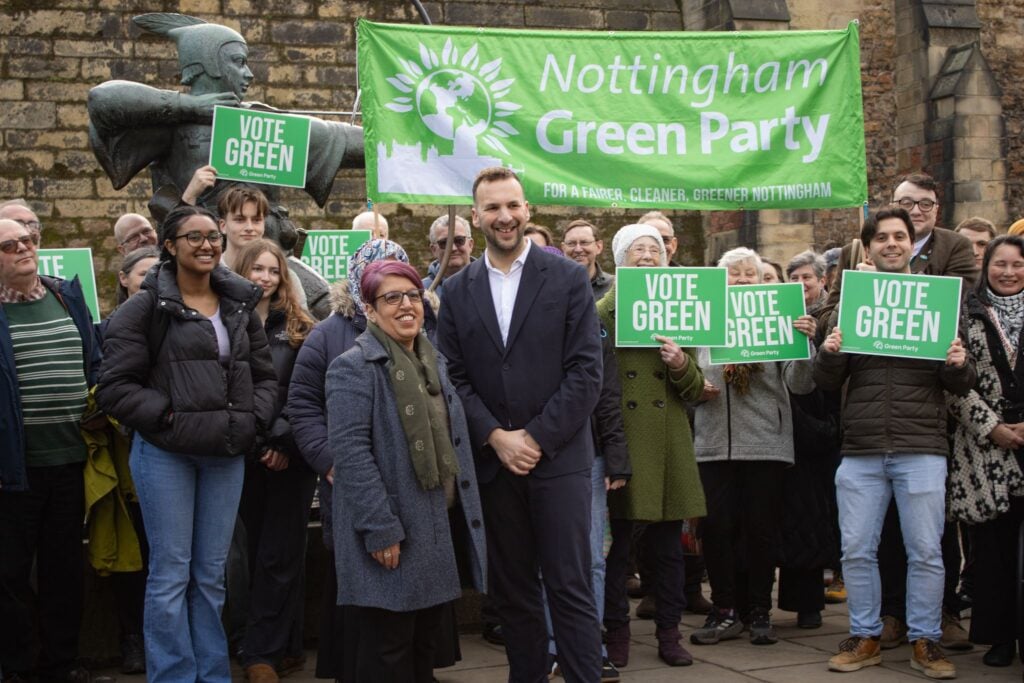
[{"xmin": 88, "ymin": 13, "xmax": 364, "ymax": 318}]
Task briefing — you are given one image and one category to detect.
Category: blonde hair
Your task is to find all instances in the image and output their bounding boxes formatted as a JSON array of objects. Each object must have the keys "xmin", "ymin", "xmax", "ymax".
[{"xmin": 234, "ymin": 239, "xmax": 314, "ymax": 348}]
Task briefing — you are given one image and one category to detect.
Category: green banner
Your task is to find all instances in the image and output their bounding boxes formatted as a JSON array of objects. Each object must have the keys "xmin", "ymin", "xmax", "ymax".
[
  {"xmin": 709, "ymin": 283, "xmax": 809, "ymax": 364},
  {"xmin": 358, "ymin": 20, "xmax": 866, "ymax": 209},
  {"xmin": 37, "ymin": 248, "xmax": 100, "ymax": 321},
  {"xmin": 209, "ymin": 106, "xmax": 311, "ymax": 188},
  {"xmin": 299, "ymin": 230, "xmax": 372, "ymax": 282},
  {"xmin": 615, "ymin": 267, "xmax": 727, "ymax": 347},
  {"xmin": 837, "ymin": 270, "xmax": 962, "ymax": 361}
]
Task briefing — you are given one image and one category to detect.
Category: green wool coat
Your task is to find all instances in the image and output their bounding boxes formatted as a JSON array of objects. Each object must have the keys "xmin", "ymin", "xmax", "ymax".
[{"xmin": 597, "ymin": 288, "xmax": 707, "ymax": 522}]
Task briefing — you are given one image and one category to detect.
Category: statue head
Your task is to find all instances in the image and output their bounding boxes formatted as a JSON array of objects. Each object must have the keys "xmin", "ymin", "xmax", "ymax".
[{"xmin": 134, "ymin": 13, "xmax": 253, "ymax": 98}]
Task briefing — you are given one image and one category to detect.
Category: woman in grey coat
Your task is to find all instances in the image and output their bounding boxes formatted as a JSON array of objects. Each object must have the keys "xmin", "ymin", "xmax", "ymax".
[{"xmin": 325, "ymin": 260, "xmax": 486, "ymax": 682}]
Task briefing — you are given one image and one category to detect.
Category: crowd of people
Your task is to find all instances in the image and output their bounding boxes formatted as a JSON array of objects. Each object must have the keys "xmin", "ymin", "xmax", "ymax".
[{"xmin": 2, "ymin": 167, "xmax": 1024, "ymax": 683}]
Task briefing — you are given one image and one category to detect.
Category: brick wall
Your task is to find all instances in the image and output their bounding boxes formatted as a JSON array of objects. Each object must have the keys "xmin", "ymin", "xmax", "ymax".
[{"xmin": 3, "ymin": 1, "xmax": 1023, "ymax": 311}]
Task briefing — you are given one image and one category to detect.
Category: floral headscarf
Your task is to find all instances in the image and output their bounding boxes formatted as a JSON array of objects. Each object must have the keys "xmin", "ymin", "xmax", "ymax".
[{"xmin": 346, "ymin": 238, "xmax": 410, "ymax": 315}]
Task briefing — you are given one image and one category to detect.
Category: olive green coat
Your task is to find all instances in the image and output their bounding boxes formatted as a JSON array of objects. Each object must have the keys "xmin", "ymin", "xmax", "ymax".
[{"xmin": 597, "ymin": 288, "xmax": 707, "ymax": 522}]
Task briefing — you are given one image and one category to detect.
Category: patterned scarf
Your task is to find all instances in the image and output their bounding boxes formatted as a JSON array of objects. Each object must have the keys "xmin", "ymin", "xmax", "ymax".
[
  {"xmin": 346, "ymin": 239, "xmax": 410, "ymax": 315},
  {"xmin": 367, "ymin": 321, "xmax": 459, "ymax": 490},
  {"xmin": 0, "ymin": 276, "xmax": 46, "ymax": 303},
  {"xmin": 985, "ymin": 286, "xmax": 1024, "ymax": 367}
]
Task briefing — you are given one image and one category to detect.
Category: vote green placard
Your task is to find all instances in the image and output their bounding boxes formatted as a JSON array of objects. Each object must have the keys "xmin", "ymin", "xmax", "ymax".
[
  {"xmin": 358, "ymin": 20, "xmax": 866, "ymax": 209},
  {"xmin": 209, "ymin": 106, "xmax": 311, "ymax": 188},
  {"xmin": 837, "ymin": 270, "xmax": 962, "ymax": 361},
  {"xmin": 615, "ymin": 267, "xmax": 727, "ymax": 347},
  {"xmin": 709, "ymin": 283, "xmax": 810, "ymax": 364},
  {"xmin": 37, "ymin": 248, "xmax": 100, "ymax": 321},
  {"xmin": 299, "ymin": 230, "xmax": 373, "ymax": 282}
]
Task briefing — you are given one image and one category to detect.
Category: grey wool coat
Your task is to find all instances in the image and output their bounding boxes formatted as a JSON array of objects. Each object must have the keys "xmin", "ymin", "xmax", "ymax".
[{"xmin": 326, "ymin": 331, "xmax": 487, "ymax": 612}]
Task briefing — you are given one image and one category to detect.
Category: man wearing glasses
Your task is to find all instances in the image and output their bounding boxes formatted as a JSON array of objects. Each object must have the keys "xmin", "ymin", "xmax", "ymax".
[
  {"xmin": 892, "ymin": 172, "xmax": 976, "ymax": 284},
  {"xmin": 0, "ymin": 219, "xmax": 100, "ymax": 682},
  {"xmin": 0, "ymin": 200, "xmax": 43, "ymax": 243},
  {"xmin": 424, "ymin": 213, "xmax": 475, "ymax": 296},
  {"xmin": 561, "ymin": 219, "xmax": 613, "ymax": 300},
  {"xmin": 114, "ymin": 213, "xmax": 158, "ymax": 256}
]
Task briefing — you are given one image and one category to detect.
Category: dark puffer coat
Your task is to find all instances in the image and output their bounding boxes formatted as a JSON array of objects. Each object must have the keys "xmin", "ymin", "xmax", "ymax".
[
  {"xmin": 262, "ymin": 308, "xmax": 302, "ymax": 459},
  {"xmin": 813, "ymin": 312, "xmax": 975, "ymax": 456},
  {"xmin": 97, "ymin": 261, "xmax": 277, "ymax": 457}
]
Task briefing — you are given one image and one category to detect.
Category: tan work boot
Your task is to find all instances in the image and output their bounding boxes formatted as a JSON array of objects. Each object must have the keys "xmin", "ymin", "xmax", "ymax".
[
  {"xmin": 880, "ymin": 615, "xmax": 908, "ymax": 650},
  {"xmin": 911, "ymin": 638, "xmax": 957, "ymax": 679},
  {"xmin": 939, "ymin": 611, "xmax": 973, "ymax": 651},
  {"xmin": 828, "ymin": 636, "xmax": 882, "ymax": 672},
  {"xmin": 825, "ymin": 575, "xmax": 847, "ymax": 603},
  {"xmin": 245, "ymin": 663, "xmax": 280, "ymax": 682}
]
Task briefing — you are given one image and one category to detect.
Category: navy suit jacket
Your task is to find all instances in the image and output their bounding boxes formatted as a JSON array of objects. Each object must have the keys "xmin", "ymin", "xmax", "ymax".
[{"xmin": 437, "ymin": 245, "xmax": 603, "ymax": 483}]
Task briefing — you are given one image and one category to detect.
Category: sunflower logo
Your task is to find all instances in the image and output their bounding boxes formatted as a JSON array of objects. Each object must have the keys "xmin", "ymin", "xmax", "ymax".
[{"xmin": 382, "ymin": 39, "xmax": 521, "ymax": 158}]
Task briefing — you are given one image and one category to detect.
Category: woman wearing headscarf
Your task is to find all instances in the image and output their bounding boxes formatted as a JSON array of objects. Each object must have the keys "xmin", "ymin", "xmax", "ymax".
[
  {"xmin": 325, "ymin": 260, "xmax": 486, "ymax": 682},
  {"xmin": 598, "ymin": 224, "xmax": 706, "ymax": 669},
  {"xmin": 96, "ymin": 205, "xmax": 277, "ymax": 682},
  {"xmin": 946, "ymin": 234, "xmax": 1024, "ymax": 669}
]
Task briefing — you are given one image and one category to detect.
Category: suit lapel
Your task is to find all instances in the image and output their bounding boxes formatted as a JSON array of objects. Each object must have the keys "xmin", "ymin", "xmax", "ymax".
[
  {"xmin": 504, "ymin": 250, "xmax": 544, "ymax": 355},
  {"xmin": 467, "ymin": 258, "xmax": 505, "ymax": 354}
]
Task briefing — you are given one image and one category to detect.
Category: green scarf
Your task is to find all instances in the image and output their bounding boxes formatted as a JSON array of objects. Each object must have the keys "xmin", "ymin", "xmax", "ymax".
[{"xmin": 367, "ymin": 321, "xmax": 460, "ymax": 490}]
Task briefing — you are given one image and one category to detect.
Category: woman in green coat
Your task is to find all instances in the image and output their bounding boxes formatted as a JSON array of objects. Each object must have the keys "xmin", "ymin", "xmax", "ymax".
[{"xmin": 597, "ymin": 223, "xmax": 707, "ymax": 670}]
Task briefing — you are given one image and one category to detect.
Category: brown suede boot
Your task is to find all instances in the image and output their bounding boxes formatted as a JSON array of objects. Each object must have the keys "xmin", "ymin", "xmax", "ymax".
[
  {"xmin": 605, "ymin": 623, "xmax": 631, "ymax": 668},
  {"xmin": 656, "ymin": 626, "xmax": 694, "ymax": 667}
]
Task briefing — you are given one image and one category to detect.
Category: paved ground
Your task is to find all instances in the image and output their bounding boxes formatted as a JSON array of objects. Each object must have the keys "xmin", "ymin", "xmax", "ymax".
[{"xmin": 95, "ymin": 597, "xmax": 1024, "ymax": 682}]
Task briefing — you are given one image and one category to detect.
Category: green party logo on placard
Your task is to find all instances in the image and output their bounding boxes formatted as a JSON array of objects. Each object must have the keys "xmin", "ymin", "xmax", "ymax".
[
  {"xmin": 209, "ymin": 106, "xmax": 311, "ymax": 188},
  {"xmin": 710, "ymin": 283, "xmax": 809, "ymax": 364},
  {"xmin": 358, "ymin": 20, "xmax": 866, "ymax": 209},
  {"xmin": 837, "ymin": 270, "xmax": 962, "ymax": 361},
  {"xmin": 615, "ymin": 267, "xmax": 727, "ymax": 347},
  {"xmin": 37, "ymin": 248, "xmax": 100, "ymax": 321},
  {"xmin": 299, "ymin": 230, "xmax": 372, "ymax": 282}
]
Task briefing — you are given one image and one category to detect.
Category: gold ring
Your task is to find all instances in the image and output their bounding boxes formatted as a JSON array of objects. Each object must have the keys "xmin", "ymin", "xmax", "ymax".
[{"xmin": 383, "ymin": 550, "xmax": 392, "ymax": 557}]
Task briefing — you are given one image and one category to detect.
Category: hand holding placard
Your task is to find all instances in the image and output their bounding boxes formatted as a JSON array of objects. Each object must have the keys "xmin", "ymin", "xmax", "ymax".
[{"xmin": 946, "ymin": 338, "xmax": 966, "ymax": 368}]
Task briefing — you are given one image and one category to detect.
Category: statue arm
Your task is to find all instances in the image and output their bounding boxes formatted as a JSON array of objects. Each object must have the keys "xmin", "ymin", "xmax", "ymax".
[{"xmin": 304, "ymin": 119, "xmax": 364, "ymax": 207}]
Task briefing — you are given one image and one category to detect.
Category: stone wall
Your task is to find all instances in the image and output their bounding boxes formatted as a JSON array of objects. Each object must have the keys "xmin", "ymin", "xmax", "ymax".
[{"xmin": 3, "ymin": 0, "xmax": 1024, "ymax": 312}]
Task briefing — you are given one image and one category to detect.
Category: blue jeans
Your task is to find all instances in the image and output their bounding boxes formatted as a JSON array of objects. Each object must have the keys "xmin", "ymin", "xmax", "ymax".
[
  {"xmin": 544, "ymin": 456, "xmax": 608, "ymax": 658},
  {"xmin": 835, "ymin": 454, "xmax": 946, "ymax": 642},
  {"xmin": 130, "ymin": 436, "xmax": 245, "ymax": 682}
]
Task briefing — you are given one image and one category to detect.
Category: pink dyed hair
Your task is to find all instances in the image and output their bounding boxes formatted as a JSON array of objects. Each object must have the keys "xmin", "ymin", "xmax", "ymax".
[{"xmin": 360, "ymin": 260, "xmax": 424, "ymax": 305}]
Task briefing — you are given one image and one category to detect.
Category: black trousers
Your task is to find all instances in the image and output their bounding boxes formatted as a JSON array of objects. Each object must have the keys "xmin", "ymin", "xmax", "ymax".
[
  {"xmin": 605, "ymin": 518, "xmax": 686, "ymax": 630},
  {"xmin": 969, "ymin": 496, "xmax": 1024, "ymax": 645},
  {"xmin": 879, "ymin": 502, "xmax": 962, "ymax": 620},
  {"xmin": 348, "ymin": 604, "xmax": 444, "ymax": 683},
  {"xmin": 698, "ymin": 460, "xmax": 785, "ymax": 614},
  {"xmin": 238, "ymin": 461, "xmax": 318, "ymax": 667},
  {"xmin": 109, "ymin": 500, "xmax": 149, "ymax": 638},
  {"xmin": 778, "ymin": 566, "xmax": 825, "ymax": 613},
  {"xmin": 481, "ymin": 468, "xmax": 601, "ymax": 683},
  {"xmin": 0, "ymin": 463, "xmax": 85, "ymax": 680}
]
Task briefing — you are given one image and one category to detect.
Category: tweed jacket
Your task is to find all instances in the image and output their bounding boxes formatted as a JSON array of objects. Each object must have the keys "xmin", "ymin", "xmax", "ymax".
[
  {"xmin": 946, "ymin": 292, "xmax": 1024, "ymax": 523},
  {"xmin": 326, "ymin": 331, "xmax": 486, "ymax": 612},
  {"xmin": 597, "ymin": 288, "xmax": 706, "ymax": 521}
]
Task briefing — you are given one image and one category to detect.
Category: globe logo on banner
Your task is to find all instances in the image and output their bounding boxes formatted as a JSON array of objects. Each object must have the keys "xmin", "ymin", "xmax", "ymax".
[{"xmin": 377, "ymin": 39, "xmax": 522, "ymax": 197}]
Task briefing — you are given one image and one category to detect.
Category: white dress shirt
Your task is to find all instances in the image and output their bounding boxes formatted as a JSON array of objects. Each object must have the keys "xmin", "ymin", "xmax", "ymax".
[{"xmin": 483, "ymin": 238, "xmax": 532, "ymax": 345}]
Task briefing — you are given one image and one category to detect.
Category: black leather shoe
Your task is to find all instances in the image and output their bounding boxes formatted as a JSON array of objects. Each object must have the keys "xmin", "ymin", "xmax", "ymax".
[
  {"xmin": 983, "ymin": 642, "xmax": 1015, "ymax": 667},
  {"xmin": 482, "ymin": 622, "xmax": 505, "ymax": 646}
]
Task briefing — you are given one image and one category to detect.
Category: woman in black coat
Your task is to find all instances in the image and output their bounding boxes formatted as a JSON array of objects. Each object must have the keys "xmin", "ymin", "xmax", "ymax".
[
  {"xmin": 97, "ymin": 205, "xmax": 277, "ymax": 683},
  {"xmin": 233, "ymin": 238, "xmax": 317, "ymax": 680}
]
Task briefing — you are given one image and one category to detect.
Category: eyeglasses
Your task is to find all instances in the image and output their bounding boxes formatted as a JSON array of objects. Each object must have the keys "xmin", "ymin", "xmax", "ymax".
[
  {"xmin": 120, "ymin": 226, "xmax": 156, "ymax": 247},
  {"xmin": 628, "ymin": 245, "xmax": 663, "ymax": 256},
  {"xmin": 894, "ymin": 198, "xmax": 937, "ymax": 213},
  {"xmin": 174, "ymin": 231, "xmax": 224, "ymax": 247},
  {"xmin": 374, "ymin": 289, "xmax": 424, "ymax": 306},
  {"xmin": 0, "ymin": 233, "xmax": 40, "ymax": 254},
  {"xmin": 13, "ymin": 219, "xmax": 41, "ymax": 232},
  {"xmin": 435, "ymin": 236, "xmax": 468, "ymax": 249},
  {"xmin": 564, "ymin": 240, "xmax": 596, "ymax": 249}
]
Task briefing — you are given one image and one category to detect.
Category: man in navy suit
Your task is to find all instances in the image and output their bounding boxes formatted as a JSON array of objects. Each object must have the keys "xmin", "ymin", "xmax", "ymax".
[{"xmin": 437, "ymin": 167, "xmax": 604, "ymax": 682}]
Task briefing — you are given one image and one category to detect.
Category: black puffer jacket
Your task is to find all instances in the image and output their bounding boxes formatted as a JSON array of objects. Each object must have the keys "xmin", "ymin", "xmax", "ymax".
[
  {"xmin": 97, "ymin": 261, "xmax": 277, "ymax": 457},
  {"xmin": 262, "ymin": 308, "xmax": 302, "ymax": 460}
]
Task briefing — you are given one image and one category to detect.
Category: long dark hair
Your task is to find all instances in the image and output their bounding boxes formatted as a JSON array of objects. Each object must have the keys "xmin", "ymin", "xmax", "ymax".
[
  {"xmin": 976, "ymin": 234, "xmax": 1024, "ymax": 304},
  {"xmin": 234, "ymin": 238, "xmax": 314, "ymax": 347},
  {"xmin": 159, "ymin": 205, "xmax": 220, "ymax": 262}
]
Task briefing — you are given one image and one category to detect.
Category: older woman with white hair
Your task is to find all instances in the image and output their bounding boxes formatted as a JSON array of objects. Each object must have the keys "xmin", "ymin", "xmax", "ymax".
[
  {"xmin": 690, "ymin": 247, "xmax": 818, "ymax": 647},
  {"xmin": 598, "ymin": 224, "xmax": 707, "ymax": 669}
]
